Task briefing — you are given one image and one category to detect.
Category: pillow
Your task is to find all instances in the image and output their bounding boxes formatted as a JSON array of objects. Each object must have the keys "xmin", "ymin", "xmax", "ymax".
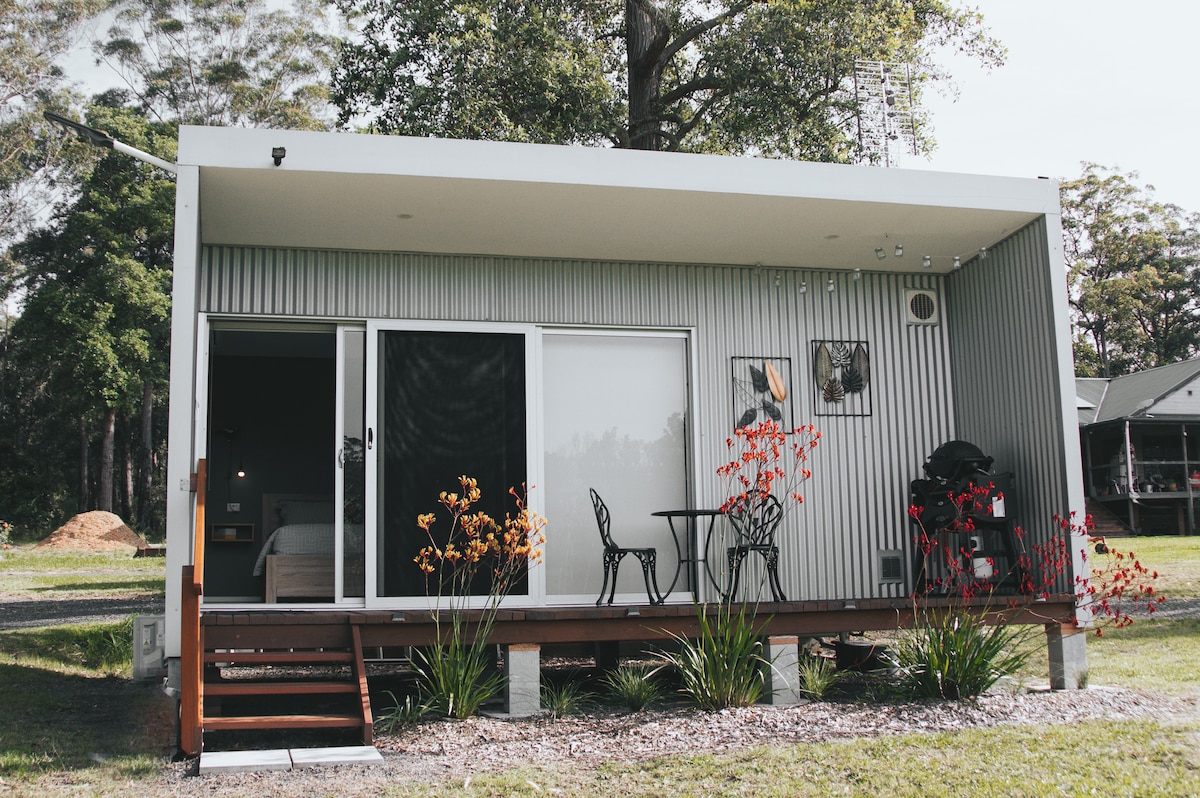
[{"xmin": 277, "ymin": 499, "xmax": 335, "ymax": 525}]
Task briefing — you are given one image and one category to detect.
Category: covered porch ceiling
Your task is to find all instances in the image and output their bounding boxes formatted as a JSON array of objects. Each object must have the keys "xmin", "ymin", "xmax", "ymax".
[{"xmin": 182, "ymin": 126, "xmax": 1059, "ymax": 274}]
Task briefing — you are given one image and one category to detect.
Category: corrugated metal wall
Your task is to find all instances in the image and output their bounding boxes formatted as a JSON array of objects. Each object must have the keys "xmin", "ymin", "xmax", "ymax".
[
  {"xmin": 201, "ymin": 243, "xmax": 1067, "ymax": 600},
  {"xmin": 945, "ymin": 218, "xmax": 1072, "ymax": 590}
]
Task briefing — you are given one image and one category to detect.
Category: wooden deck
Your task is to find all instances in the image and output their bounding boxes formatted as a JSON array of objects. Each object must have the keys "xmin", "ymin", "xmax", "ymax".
[{"xmin": 201, "ymin": 594, "xmax": 1079, "ymax": 650}]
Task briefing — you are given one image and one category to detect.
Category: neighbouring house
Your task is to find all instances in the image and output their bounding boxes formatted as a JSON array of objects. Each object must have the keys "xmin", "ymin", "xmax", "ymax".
[
  {"xmin": 1078, "ymin": 358, "xmax": 1200, "ymax": 535},
  {"xmin": 163, "ymin": 126, "xmax": 1087, "ymax": 752}
]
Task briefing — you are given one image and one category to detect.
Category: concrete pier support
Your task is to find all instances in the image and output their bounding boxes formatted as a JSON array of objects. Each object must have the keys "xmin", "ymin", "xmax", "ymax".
[
  {"xmin": 503, "ymin": 642, "xmax": 542, "ymax": 715},
  {"xmin": 763, "ymin": 635, "xmax": 801, "ymax": 705},
  {"xmin": 1046, "ymin": 623, "xmax": 1088, "ymax": 690}
]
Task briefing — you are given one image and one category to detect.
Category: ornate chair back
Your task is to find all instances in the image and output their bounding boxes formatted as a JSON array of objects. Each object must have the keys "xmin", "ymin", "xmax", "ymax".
[
  {"xmin": 728, "ymin": 493, "xmax": 783, "ymax": 547},
  {"xmin": 589, "ymin": 488, "xmax": 618, "ymax": 550}
]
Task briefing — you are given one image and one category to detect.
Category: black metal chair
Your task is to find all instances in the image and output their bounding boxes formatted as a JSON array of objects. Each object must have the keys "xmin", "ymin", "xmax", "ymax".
[
  {"xmin": 725, "ymin": 493, "xmax": 786, "ymax": 601},
  {"xmin": 589, "ymin": 488, "xmax": 664, "ymax": 606}
]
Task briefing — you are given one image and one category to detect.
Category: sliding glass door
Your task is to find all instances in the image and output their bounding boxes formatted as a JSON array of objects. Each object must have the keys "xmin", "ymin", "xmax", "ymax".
[
  {"xmin": 541, "ymin": 332, "xmax": 690, "ymax": 603},
  {"xmin": 367, "ymin": 323, "xmax": 533, "ymax": 602}
]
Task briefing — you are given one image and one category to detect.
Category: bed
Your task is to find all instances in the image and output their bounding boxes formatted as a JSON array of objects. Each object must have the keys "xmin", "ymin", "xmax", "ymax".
[{"xmin": 253, "ymin": 495, "xmax": 364, "ymax": 602}]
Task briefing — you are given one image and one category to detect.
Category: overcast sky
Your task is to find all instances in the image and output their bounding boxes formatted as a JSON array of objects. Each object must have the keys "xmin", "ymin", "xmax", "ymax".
[{"xmin": 919, "ymin": 0, "xmax": 1199, "ymax": 213}]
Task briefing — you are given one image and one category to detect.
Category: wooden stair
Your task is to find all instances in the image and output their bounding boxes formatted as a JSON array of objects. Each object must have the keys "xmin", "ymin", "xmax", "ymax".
[
  {"xmin": 1085, "ymin": 498, "xmax": 1134, "ymax": 538},
  {"xmin": 199, "ymin": 621, "xmax": 373, "ymax": 745}
]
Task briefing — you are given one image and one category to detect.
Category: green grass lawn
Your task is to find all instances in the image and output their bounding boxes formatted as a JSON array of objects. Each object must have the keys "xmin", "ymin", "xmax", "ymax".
[
  {"xmin": 0, "ymin": 546, "xmax": 165, "ymax": 599},
  {"xmin": 0, "ymin": 542, "xmax": 1197, "ymax": 796},
  {"xmin": 1097, "ymin": 534, "xmax": 1200, "ymax": 600}
]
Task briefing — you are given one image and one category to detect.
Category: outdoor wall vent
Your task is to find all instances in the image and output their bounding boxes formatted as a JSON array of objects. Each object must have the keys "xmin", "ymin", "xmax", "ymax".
[
  {"xmin": 878, "ymin": 550, "xmax": 905, "ymax": 584},
  {"xmin": 905, "ymin": 289, "xmax": 940, "ymax": 326}
]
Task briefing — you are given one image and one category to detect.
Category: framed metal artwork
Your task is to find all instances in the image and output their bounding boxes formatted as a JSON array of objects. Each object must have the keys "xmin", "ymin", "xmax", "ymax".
[
  {"xmin": 812, "ymin": 340, "xmax": 872, "ymax": 417},
  {"xmin": 731, "ymin": 356, "xmax": 793, "ymax": 430}
]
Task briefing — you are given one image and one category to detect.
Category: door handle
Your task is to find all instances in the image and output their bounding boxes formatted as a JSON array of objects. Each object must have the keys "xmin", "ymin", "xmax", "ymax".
[{"xmin": 367, "ymin": 428, "xmax": 374, "ymax": 450}]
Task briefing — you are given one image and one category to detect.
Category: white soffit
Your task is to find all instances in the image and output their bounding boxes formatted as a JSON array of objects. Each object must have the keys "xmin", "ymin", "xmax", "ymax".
[{"xmin": 182, "ymin": 126, "xmax": 1056, "ymax": 272}]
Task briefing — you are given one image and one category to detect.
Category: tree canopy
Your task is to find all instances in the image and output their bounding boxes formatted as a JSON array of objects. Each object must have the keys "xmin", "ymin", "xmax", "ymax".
[
  {"xmin": 4, "ymin": 105, "xmax": 174, "ymax": 520},
  {"xmin": 96, "ymin": 0, "xmax": 339, "ymax": 129},
  {"xmin": 332, "ymin": 0, "xmax": 1003, "ymax": 157},
  {"xmin": 1062, "ymin": 164, "xmax": 1200, "ymax": 378},
  {"xmin": 1, "ymin": 0, "xmax": 106, "ymax": 260}
]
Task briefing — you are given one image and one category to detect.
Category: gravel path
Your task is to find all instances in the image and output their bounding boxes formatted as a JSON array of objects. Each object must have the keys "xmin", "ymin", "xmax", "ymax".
[{"xmin": 0, "ymin": 595, "xmax": 164, "ymax": 630}]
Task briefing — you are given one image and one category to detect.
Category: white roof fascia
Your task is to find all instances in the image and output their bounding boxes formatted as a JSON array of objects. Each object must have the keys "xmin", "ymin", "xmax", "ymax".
[{"xmin": 176, "ymin": 126, "xmax": 1059, "ymax": 215}]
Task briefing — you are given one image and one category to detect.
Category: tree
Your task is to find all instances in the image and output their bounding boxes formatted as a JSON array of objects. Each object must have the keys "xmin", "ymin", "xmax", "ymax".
[
  {"xmin": 95, "ymin": 0, "xmax": 338, "ymax": 129},
  {"xmin": 1062, "ymin": 164, "xmax": 1200, "ymax": 377},
  {"xmin": 0, "ymin": 0, "xmax": 106, "ymax": 257},
  {"xmin": 4, "ymin": 105, "xmax": 173, "ymax": 522},
  {"xmin": 332, "ymin": 0, "xmax": 1003, "ymax": 157}
]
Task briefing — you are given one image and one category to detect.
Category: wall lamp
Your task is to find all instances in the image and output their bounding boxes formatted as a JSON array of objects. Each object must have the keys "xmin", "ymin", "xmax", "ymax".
[{"xmin": 271, "ymin": 147, "xmax": 287, "ymax": 166}]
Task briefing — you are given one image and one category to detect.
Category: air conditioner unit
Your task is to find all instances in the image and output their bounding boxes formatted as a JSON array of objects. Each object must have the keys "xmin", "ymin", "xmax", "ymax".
[{"xmin": 905, "ymin": 289, "xmax": 940, "ymax": 326}]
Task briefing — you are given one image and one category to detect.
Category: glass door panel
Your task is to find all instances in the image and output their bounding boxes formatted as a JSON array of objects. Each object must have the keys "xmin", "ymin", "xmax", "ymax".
[
  {"xmin": 338, "ymin": 327, "xmax": 366, "ymax": 599},
  {"xmin": 542, "ymin": 333, "xmax": 689, "ymax": 602},
  {"xmin": 373, "ymin": 328, "xmax": 528, "ymax": 598}
]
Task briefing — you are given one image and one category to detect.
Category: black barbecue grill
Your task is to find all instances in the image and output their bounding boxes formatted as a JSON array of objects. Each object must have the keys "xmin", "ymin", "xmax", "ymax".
[{"xmin": 909, "ymin": 440, "xmax": 1030, "ymax": 595}]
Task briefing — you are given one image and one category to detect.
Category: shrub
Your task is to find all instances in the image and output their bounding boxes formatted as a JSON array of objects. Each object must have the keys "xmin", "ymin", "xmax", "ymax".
[
  {"xmin": 656, "ymin": 603, "xmax": 770, "ymax": 709},
  {"xmin": 600, "ymin": 664, "xmax": 666, "ymax": 711},
  {"xmin": 411, "ymin": 633, "xmax": 504, "ymax": 719},
  {"xmin": 796, "ymin": 655, "xmax": 839, "ymax": 700},
  {"xmin": 891, "ymin": 610, "xmax": 1031, "ymax": 700},
  {"xmin": 412, "ymin": 477, "xmax": 547, "ymax": 719},
  {"xmin": 74, "ymin": 616, "xmax": 135, "ymax": 674},
  {"xmin": 375, "ymin": 691, "xmax": 428, "ymax": 732},
  {"xmin": 540, "ymin": 677, "xmax": 594, "ymax": 718}
]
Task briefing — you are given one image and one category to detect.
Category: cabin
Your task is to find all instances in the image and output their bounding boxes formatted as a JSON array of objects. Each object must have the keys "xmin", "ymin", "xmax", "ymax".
[
  {"xmin": 1079, "ymin": 357, "xmax": 1200, "ymax": 535},
  {"xmin": 164, "ymin": 126, "xmax": 1087, "ymax": 753}
]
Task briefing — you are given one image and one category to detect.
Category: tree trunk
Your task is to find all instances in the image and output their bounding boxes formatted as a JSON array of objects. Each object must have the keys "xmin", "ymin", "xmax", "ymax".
[
  {"xmin": 78, "ymin": 415, "xmax": 89, "ymax": 512},
  {"xmin": 626, "ymin": 0, "xmax": 668, "ymax": 151},
  {"xmin": 98, "ymin": 405, "xmax": 116, "ymax": 513},
  {"xmin": 136, "ymin": 379, "xmax": 155, "ymax": 532},
  {"xmin": 119, "ymin": 412, "xmax": 134, "ymax": 522}
]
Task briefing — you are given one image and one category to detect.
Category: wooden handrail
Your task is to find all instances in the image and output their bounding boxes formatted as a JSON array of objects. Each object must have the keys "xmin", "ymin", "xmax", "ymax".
[
  {"xmin": 180, "ymin": 566, "xmax": 202, "ymax": 755},
  {"xmin": 180, "ymin": 458, "xmax": 207, "ymax": 755},
  {"xmin": 192, "ymin": 459, "xmax": 206, "ymax": 591}
]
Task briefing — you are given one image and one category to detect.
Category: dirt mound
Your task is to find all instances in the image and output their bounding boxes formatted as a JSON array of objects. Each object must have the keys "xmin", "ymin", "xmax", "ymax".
[{"xmin": 36, "ymin": 511, "xmax": 146, "ymax": 552}]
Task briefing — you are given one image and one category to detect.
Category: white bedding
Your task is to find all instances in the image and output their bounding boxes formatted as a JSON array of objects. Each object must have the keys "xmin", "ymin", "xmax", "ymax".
[{"xmin": 252, "ymin": 523, "xmax": 364, "ymax": 576}]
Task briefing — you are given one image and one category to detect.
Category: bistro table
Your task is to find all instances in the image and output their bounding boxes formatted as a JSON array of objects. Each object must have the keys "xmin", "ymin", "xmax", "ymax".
[{"xmin": 651, "ymin": 509, "xmax": 724, "ymax": 601}]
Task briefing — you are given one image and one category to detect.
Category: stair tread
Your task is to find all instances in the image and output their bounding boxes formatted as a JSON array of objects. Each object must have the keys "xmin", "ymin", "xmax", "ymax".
[
  {"xmin": 205, "ymin": 680, "xmax": 359, "ymax": 696},
  {"xmin": 204, "ymin": 650, "xmax": 354, "ymax": 664},
  {"xmin": 202, "ymin": 714, "xmax": 364, "ymax": 730}
]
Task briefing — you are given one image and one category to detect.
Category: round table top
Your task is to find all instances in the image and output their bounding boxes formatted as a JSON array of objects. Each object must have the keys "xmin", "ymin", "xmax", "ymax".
[{"xmin": 651, "ymin": 508, "xmax": 724, "ymax": 518}]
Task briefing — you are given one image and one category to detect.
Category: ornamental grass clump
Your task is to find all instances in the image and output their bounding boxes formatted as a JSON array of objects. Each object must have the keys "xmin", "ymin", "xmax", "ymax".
[
  {"xmin": 600, "ymin": 664, "xmax": 666, "ymax": 711},
  {"xmin": 412, "ymin": 476, "xmax": 546, "ymax": 719},
  {"xmin": 540, "ymin": 677, "xmax": 594, "ymax": 719},
  {"xmin": 796, "ymin": 654, "xmax": 840, "ymax": 701},
  {"xmin": 656, "ymin": 603, "xmax": 771, "ymax": 709},
  {"xmin": 891, "ymin": 610, "xmax": 1031, "ymax": 700}
]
